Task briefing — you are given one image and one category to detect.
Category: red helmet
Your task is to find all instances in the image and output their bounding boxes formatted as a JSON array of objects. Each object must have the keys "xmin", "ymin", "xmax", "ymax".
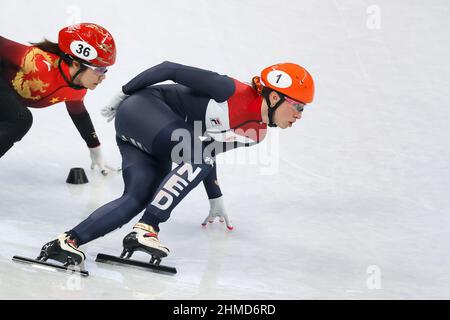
[
  {"xmin": 58, "ymin": 23, "xmax": 116, "ymax": 67},
  {"xmin": 260, "ymin": 63, "xmax": 314, "ymax": 103}
]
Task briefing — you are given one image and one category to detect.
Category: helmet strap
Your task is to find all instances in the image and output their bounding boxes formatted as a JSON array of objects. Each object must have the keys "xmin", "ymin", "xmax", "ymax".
[
  {"xmin": 58, "ymin": 57, "xmax": 86, "ymax": 90},
  {"xmin": 263, "ymin": 89, "xmax": 285, "ymax": 127}
]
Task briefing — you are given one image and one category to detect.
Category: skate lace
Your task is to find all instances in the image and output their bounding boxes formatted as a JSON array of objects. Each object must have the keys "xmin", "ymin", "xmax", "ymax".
[
  {"xmin": 66, "ymin": 237, "xmax": 79, "ymax": 248},
  {"xmin": 143, "ymin": 232, "xmax": 158, "ymax": 239}
]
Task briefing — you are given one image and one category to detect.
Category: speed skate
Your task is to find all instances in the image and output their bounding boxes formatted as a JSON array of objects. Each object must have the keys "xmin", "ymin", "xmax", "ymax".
[
  {"xmin": 95, "ymin": 226, "xmax": 177, "ymax": 275},
  {"xmin": 12, "ymin": 255, "xmax": 89, "ymax": 277},
  {"xmin": 12, "ymin": 233, "xmax": 89, "ymax": 276},
  {"xmin": 95, "ymin": 251, "xmax": 177, "ymax": 275}
]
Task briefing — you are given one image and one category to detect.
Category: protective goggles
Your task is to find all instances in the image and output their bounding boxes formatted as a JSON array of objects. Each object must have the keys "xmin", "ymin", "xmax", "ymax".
[
  {"xmin": 284, "ymin": 96, "xmax": 305, "ymax": 112},
  {"xmin": 81, "ymin": 63, "xmax": 108, "ymax": 75}
]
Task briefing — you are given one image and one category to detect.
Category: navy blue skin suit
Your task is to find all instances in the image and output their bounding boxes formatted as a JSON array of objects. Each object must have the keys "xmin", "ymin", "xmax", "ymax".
[{"xmin": 68, "ymin": 61, "xmax": 266, "ymax": 245}]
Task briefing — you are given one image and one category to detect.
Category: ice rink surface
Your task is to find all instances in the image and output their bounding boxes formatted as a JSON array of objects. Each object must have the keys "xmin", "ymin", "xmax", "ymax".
[{"xmin": 1, "ymin": 0, "xmax": 449, "ymax": 299}]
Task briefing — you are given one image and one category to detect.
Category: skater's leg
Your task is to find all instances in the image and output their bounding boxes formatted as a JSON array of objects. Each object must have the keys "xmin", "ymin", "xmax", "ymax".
[
  {"xmin": 114, "ymin": 88, "xmax": 186, "ymax": 154},
  {"xmin": 138, "ymin": 118, "xmax": 216, "ymax": 231},
  {"xmin": 68, "ymin": 139, "xmax": 171, "ymax": 246},
  {"xmin": 0, "ymin": 79, "xmax": 33, "ymax": 158},
  {"xmin": 68, "ymin": 90, "xmax": 184, "ymax": 245}
]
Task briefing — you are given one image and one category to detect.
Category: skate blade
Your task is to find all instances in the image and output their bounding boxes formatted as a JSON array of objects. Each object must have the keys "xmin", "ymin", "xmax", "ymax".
[
  {"xmin": 12, "ymin": 256, "xmax": 89, "ymax": 277},
  {"xmin": 95, "ymin": 253, "xmax": 177, "ymax": 275}
]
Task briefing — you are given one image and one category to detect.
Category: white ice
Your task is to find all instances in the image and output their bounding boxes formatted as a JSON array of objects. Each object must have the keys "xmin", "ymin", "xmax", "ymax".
[{"xmin": 1, "ymin": 0, "xmax": 449, "ymax": 299}]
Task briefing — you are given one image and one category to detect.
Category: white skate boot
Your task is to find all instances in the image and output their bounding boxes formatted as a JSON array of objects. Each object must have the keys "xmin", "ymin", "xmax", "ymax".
[
  {"xmin": 121, "ymin": 223, "xmax": 170, "ymax": 264},
  {"xmin": 38, "ymin": 233, "xmax": 85, "ymax": 266},
  {"xmin": 95, "ymin": 223, "xmax": 176, "ymax": 274}
]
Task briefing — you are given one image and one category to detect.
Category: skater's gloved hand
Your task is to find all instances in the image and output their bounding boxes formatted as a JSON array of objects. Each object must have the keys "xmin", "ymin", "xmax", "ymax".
[
  {"xmin": 89, "ymin": 146, "xmax": 120, "ymax": 176},
  {"xmin": 202, "ymin": 196, "xmax": 233, "ymax": 230},
  {"xmin": 101, "ymin": 90, "xmax": 129, "ymax": 123}
]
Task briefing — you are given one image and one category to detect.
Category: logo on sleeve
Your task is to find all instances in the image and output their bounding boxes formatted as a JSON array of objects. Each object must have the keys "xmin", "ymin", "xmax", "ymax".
[{"xmin": 209, "ymin": 118, "xmax": 222, "ymax": 127}]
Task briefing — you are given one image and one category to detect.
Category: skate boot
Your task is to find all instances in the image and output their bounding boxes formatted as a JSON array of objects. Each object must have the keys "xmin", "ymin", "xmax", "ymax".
[
  {"xmin": 38, "ymin": 233, "xmax": 85, "ymax": 266},
  {"xmin": 121, "ymin": 223, "xmax": 169, "ymax": 265}
]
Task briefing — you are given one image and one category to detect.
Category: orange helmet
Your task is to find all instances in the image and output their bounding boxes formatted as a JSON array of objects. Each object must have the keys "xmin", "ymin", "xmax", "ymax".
[{"xmin": 260, "ymin": 63, "xmax": 314, "ymax": 103}]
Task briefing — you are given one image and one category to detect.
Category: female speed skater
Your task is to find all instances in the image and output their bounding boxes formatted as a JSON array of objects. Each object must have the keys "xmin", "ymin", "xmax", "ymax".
[
  {"xmin": 0, "ymin": 23, "xmax": 116, "ymax": 174},
  {"xmin": 38, "ymin": 61, "xmax": 315, "ymax": 266}
]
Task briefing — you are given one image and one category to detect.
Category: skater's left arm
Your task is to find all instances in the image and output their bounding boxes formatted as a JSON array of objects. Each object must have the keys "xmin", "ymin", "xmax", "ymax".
[
  {"xmin": 0, "ymin": 36, "xmax": 29, "ymax": 67},
  {"xmin": 122, "ymin": 61, "xmax": 235, "ymax": 102},
  {"xmin": 65, "ymin": 100, "xmax": 118, "ymax": 176},
  {"xmin": 66, "ymin": 100, "xmax": 100, "ymax": 148}
]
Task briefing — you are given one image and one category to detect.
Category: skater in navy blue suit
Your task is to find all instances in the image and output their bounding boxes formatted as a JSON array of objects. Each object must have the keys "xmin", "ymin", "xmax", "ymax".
[{"xmin": 39, "ymin": 61, "xmax": 315, "ymax": 266}]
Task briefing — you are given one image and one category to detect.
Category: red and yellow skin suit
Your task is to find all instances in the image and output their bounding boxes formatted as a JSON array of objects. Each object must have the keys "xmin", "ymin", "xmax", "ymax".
[{"xmin": 0, "ymin": 36, "xmax": 100, "ymax": 158}]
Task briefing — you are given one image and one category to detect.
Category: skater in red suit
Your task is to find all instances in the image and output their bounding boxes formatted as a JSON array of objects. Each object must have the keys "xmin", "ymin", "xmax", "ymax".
[{"xmin": 0, "ymin": 23, "xmax": 116, "ymax": 174}]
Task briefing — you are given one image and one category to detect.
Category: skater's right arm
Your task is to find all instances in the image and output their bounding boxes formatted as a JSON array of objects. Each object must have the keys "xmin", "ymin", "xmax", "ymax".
[
  {"xmin": 201, "ymin": 162, "xmax": 233, "ymax": 230},
  {"xmin": 0, "ymin": 36, "xmax": 30, "ymax": 67},
  {"xmin": 202, "ymin": 164, "xmax": 223, "ymax": 200},
  {"xmin": 122, "ymin": 61, "xmax": 235, "ymax": 102}
]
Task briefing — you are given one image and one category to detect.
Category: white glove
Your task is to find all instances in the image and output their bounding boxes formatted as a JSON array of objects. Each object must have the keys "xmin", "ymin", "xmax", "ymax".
[
  {"xmin": 101, "ymin": 90, "xmax": 129, "ymax": 122},
  {"xmin": 201, "ymin": 196, "xmax": 233, "ymax": 230},
  {"xmin": 89, "ymin": 146, "xmax": 120, "ymax": 176}
]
